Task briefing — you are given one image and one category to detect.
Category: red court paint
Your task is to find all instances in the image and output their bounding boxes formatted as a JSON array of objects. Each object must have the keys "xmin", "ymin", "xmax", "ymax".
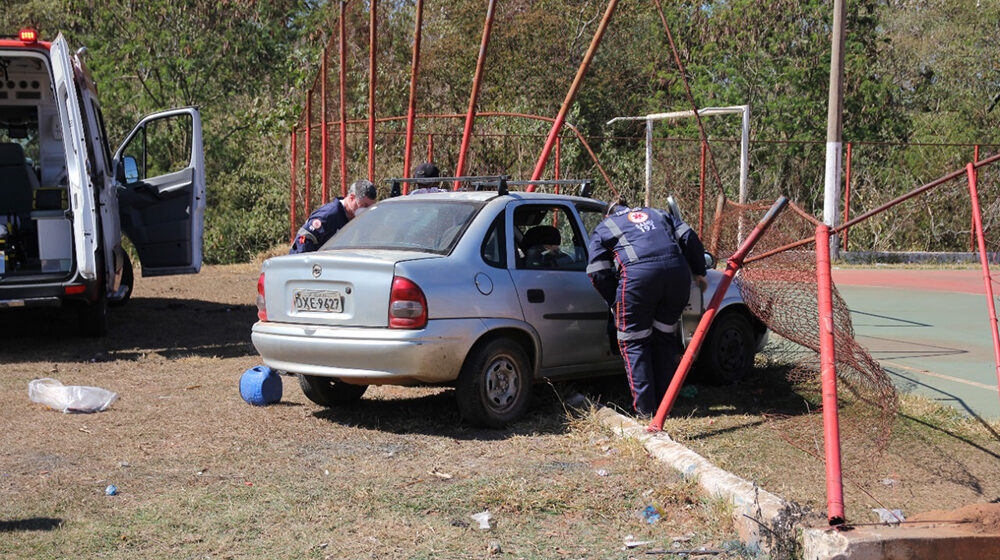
[{"xmin": 832, "ymin": 269, "xmax": 988, "ymax": 295}]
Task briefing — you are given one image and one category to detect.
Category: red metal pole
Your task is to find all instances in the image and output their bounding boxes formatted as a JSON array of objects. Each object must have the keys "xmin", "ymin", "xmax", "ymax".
[
  {"xmin": 368, "ymin": 0, "xmax": 378, "ymax": 182},
  {"xmin": 290, "ymin": 130, "xmax": 297, "ymax": 242},
  {"xmin": 967, "ymin": 163, "xmax": 1000, "ymax": 411},
  {"xmin": 454, "ymin": 0, "xmax": 497, "ymax": 189},
  {"xmin": 648, "ymin": 196, "xmax": 788, "ymax": 431},
  {"xmin": 427, "ymin": 133, "xmax": 433, "ymax": 162},
  {"xmin": 841, "ymin": 141, "xmax": 852, "ymax": 251},
  {"xmin": 339, "ymin": 0, "xmax": 348, "ymax": 197},
  {"xmin": 403, "ymin": 0, "xmax": 424, "ymax": 188},
  {"xmin": 972, "ymin": 145, "xmax": 980, "ymax": 252},
  {"xmin": 816, "ymin": 223, "xmax": 846, "ymax": 525},
  {"xmin": 528, "ymin": 0, "xmax": 619, "ymax": 187},
  {"xmin": 554, "ymin": 136, "xmax": 561, "ymax": 184},
  {"xmin": 321, "ymin": 46, "xmax": 329, "ymax": 204},
  {"xmin": 305, "ymin": 91, "xmax": 312, "ymax": 216},
  {"xmin": 699, "ymin": 139, "xmax": 706, "ymax": 237}
]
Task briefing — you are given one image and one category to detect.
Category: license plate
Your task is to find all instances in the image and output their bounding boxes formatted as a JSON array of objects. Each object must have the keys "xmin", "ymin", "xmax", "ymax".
[{"xmin": 292, "ymin": 289, "xmax": 343, "ymax": 313}]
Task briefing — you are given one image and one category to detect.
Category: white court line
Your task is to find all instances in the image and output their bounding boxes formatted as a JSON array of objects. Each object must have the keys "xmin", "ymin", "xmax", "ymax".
[{"xmin": 882, "ymin": 359, "xmax": 999, "ymax": 393}]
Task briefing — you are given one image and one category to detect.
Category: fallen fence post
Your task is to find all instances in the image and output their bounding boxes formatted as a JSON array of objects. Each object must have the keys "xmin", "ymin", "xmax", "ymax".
[{"xmin": 648, "ymin": 196, "xmax": 788, "ymax": 432}]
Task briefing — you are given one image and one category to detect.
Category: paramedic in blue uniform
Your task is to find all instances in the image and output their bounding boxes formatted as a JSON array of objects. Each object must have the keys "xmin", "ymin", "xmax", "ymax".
[
  {"xmin": 586, "ymin": 202, "xmax": 708, "ymax": 416},
  {"xmin": 289, "ymin": 179, "xmax": 377, "ymax": 254}
]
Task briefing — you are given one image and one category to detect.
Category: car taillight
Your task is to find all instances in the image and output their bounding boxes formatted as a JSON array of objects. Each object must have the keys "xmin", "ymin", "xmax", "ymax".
[
  {"xmin": 388, "ymin": 276, "xmax": 427, "ymax": 329},
  {"xmin": 256, "ymin": 272, "xmax": 267, "ymax": 321}
]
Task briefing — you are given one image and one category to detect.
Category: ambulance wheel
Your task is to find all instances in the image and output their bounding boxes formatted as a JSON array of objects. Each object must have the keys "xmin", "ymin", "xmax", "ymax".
[
  {"xmin": 457, "ymin": 338, "xmax": 532, "ymax": 428},
  {"xmin": 697, "ymin": 311, "xmax": 755, "ymax": 385},
  {"xmin": 78, "ymin": 284, "xmax": 108, "ymax": 338},
  {"xmin": 109, "ymin": 252, "xmax": 133, "ymax": 307},
  {"xmin": 297, "ymin": 374, "xmax": 368, "ymax": 406}
]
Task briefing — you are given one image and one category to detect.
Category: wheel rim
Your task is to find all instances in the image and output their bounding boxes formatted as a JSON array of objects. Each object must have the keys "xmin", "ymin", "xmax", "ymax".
[
  {"xmin": 484, "ymin": 354, "xmax": 520, "ymax": 412},
  {"xmin": 718, "ymin": 327, "xmax": 747, "ymax": 373}
]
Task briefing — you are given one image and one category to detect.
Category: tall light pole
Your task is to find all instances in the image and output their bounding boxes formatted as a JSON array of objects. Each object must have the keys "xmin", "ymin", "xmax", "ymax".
[{"xmin": 823, "ymin": 0, "xmax": 846, "ymax": 258}]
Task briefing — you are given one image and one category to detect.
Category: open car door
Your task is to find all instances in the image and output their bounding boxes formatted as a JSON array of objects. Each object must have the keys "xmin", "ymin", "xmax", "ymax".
[
  {"xmin": 114, "ymin": 107, "xmax": 205, "ymax": 276},
  {"xmin": 51, "ymin": 34, "xmax": 99, "ymax": 280}
]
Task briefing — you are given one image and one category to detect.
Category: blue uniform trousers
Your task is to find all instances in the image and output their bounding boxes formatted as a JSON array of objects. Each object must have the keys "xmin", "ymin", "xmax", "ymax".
[{"xmin": 614, "ymin": 258, "xmax": 691, "ymax": 415}]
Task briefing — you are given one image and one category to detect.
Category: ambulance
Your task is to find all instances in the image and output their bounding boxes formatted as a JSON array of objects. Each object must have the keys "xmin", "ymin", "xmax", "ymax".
[{"xmin": 0, "ymin": 30, "xmax": 205, "ymax": 335}]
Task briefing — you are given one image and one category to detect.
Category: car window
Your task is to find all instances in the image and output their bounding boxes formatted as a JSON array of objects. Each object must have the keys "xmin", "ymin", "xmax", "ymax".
[
  {"xmin": 120, "ymin": 113, "xmax": 193, "ymax": 181},
  {"xmin": 576, "ymin": 204, "xmax": 606, "ymax": 235},
  {"xmin": 481, "ymin": 214, "xmax": 505, "ymax": 268},
  {"xmin": 512, "ymin": 204, "xmax": 586, "ymax": 271},
  {"xmin": 325, "ymin": 200, "xmax": 482, "ymax": 254}
]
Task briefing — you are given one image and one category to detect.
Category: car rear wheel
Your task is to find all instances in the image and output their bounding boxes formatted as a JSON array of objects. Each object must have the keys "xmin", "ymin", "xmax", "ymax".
[
  {"xmin": 457, "ymin": 338, "xmax": 532, "ymax": 428},
  {"xmin": 297, "ymin": 374, "xmax": 368, "ymax": 406},
  {"xmin": 696, "ymin": 311, "xmax": 755, "ymax": 385}
]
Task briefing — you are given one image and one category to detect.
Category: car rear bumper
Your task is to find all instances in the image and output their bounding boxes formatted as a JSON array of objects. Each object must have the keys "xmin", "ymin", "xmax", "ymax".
[{"xmin": 251, "ymin": 318, "xmax": 488, "ymax": 384}]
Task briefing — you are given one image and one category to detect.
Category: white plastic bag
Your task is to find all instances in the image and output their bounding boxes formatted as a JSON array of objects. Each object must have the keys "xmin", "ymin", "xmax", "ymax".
[{"xmin": 28, "ymin": 378, "xmax": 118, "ymax": 413}]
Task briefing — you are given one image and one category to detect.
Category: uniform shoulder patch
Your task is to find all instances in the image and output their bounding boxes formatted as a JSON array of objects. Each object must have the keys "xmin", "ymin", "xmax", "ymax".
[
  {"xmin": 309, "ymin": 218, "xmax": 323, "ymax": 231},
  {"xmin": 627, "ymin": 211, "xmax": 649, "ymax": 224}
]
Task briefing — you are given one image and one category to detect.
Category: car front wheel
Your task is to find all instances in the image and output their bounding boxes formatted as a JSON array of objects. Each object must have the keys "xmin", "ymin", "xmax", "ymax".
[
  {"xmin": 297, "ymin": 374, "xmax": 368, "ymax": 406},
  {"xmin": 457, "ymin": 338, "xmax": 532, "ymax": 428},
  {"xmin": 696, "ymin": 311, "xmax": 756, "ymax": 385}
]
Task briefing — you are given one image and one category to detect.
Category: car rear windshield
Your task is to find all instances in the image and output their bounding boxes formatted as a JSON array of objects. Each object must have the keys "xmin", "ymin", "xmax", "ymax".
[{"xmin": 323, "ymin": 200, "xmax": 483, "ymax": 254}]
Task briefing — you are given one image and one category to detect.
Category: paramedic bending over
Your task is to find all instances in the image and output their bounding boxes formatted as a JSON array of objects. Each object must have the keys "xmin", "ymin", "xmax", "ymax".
[
  {"xmin": 586, "ymin": 202, "xmax": 707, "ymax": 416},
  {"xmin": 290, "ymin": 180, "xmax": 377, "ymax": 254}
]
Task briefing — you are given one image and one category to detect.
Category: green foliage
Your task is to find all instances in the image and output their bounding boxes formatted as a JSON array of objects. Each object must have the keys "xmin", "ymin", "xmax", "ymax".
[{"xmin": 2, "ymin": 0, "xmax": 996, "ymax": 259}]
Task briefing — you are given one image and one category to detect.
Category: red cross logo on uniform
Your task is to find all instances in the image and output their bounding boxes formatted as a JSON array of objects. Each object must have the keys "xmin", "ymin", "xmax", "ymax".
[{"xmin": 627, "ymin": 211, "xmax": 649, "ymax": 224}]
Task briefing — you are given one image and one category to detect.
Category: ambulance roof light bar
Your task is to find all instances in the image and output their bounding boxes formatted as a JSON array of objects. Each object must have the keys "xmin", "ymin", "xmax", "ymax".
[{"xmin": 19, "ymin": 29, "xmax": 38, "ymax": 42}]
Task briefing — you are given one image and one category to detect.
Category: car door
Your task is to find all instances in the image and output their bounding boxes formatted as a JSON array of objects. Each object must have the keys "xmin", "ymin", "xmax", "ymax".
[
  {"xmin": 506, "ymin": 201, "xmax": 611, "ymax": 368},
  {"xmin": 50, "ymin": 34, "xmax": 98, "ymax": 280},
  {"xmin": 113, "ymin": 107, "xmax": 205, "ymax": 276}
]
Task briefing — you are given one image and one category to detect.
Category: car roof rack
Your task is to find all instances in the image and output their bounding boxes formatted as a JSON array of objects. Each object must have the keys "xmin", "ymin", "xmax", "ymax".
[
  {"xmin": 472, "ymin": 178, "xmax": 593, "ymax": 198},
  {"xmin": 384, "ymin": 175, "xmax": 509, "ymax": 197},
  {"xmin": 382, "ymin": 176, "xmax": 594, "ymax": 198}
]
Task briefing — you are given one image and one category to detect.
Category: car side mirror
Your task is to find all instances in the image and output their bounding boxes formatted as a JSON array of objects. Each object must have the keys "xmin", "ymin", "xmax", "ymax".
[
  {"xmin": 704, "ymin": 251, "xmax": 716, "ymax": 270},
  {"xmin": 122, "ymin": 156, "xmax": 139, "ymax": 184}
]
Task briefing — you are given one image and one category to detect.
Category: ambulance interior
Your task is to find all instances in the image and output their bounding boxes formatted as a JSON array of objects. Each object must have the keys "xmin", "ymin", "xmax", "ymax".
[{"xmin": 0, "ymin": 52, "xmax": 74, "ymax": 280}]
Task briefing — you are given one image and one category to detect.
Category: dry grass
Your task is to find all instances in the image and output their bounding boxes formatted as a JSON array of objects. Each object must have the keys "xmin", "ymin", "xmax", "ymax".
[
  {"xmin": 609, "ymin": 353, "xmax": 1000, "ymax": 528},
  {"xmin": 0, "ymin": 263, "xmax": 751, "ymax": 560}
]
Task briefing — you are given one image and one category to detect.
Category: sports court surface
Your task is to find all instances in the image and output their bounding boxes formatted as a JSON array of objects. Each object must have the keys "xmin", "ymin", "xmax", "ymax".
[{"xmin": 833, "ymin": 268, "xmax": 1000, "ymax": 420}]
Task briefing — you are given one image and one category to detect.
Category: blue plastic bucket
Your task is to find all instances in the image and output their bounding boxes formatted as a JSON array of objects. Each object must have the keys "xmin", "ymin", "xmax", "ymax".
[{"xmin": 240, "ymin": 365, "xmax": 282, "ymax": 406}]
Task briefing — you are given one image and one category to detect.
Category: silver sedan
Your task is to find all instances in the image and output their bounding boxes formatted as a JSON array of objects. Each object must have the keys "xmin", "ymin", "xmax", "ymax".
[{"xmin": 252, "ymin": 190, "xmax": 765, "ymax": 427}]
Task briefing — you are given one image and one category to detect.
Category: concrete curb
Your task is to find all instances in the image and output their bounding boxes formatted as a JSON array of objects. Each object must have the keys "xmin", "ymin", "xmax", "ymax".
[
  {"xmin": 588, "ymin": 402, "xmax": 803, "ymax": 554},
  {"xmin": 585, "ymin": 397, "xmax": 1000, "ymax": 560}
]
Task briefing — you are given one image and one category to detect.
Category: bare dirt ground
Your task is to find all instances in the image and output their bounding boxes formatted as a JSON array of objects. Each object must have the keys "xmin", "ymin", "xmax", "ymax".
[{"xmin": 0, "ymin": 263, "xmax": 749, "ymax": 560}]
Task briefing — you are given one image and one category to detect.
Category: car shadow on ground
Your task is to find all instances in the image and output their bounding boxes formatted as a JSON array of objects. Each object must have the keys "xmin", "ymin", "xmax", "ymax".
[
  {"xmin": 301, "ymin": 366, "xmax": 812, "ymax": 440},
  {"xmin": 0, "ymin": 297, "xmax": 258, "ymax": 364},
  {"xmin": 569, "ymin": 363, "xmax": 814, "ymax": 423},
  {"xmin": 309, "ymin": 384, "xmax": 575, "ymax": 440}
]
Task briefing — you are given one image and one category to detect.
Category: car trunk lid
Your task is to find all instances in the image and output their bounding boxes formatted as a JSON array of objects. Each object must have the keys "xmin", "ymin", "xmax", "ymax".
[{"xmin": 260, "ymin": 249, "xmax": 438, "ymax": 327}]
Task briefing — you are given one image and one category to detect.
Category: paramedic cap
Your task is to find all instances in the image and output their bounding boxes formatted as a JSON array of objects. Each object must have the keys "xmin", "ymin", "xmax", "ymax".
[{"xmin": 413, "ymin": 162, "xmax": 440, "ymax": 179}]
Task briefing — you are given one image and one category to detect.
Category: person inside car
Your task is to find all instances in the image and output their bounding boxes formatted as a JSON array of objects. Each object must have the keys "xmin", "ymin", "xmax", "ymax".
[
  {"xmin": 289, "ymin": 179, "xmax": 377, "ymax": 254},
  {"xmin": 522, "ymin": 225, "xmax": 574, "ymax": 268}
]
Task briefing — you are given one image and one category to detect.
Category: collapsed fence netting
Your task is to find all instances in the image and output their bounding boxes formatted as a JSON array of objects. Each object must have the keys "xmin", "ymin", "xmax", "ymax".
[{"xmin": 681, "ymin": 152, "xmax": 1000, "ymax": 525}]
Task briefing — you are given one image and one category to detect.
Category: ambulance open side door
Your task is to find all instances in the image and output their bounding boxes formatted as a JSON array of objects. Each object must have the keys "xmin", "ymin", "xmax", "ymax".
[{"xmin": 113, "ymin": 107, "xmax": 205, "ymax": 276}]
